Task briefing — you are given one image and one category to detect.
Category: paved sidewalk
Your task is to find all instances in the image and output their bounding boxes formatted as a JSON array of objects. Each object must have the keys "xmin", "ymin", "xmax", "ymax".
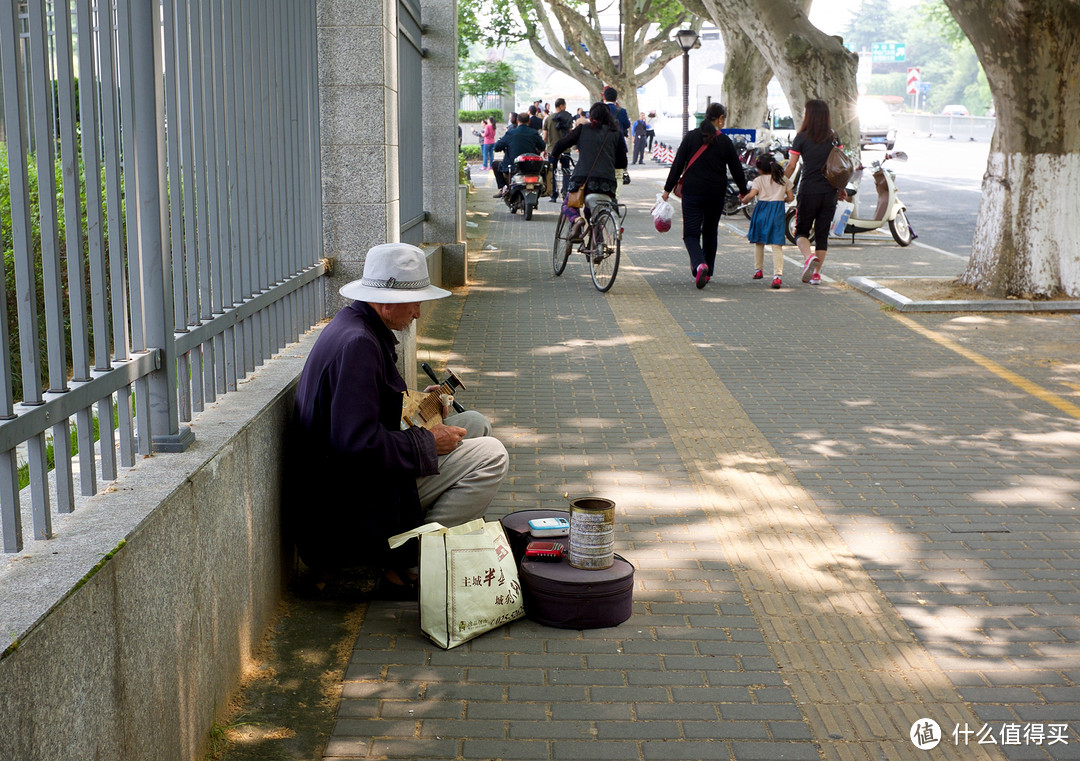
[{"xmin": 326, "ymin": 164, "xmax": 1080, "ymax": 761}]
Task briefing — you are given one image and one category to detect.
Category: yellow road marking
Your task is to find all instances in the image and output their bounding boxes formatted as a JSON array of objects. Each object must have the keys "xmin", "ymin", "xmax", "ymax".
[{"xmin": 889, "ymin": 313, "xmax": 1080, "ymax": 420}]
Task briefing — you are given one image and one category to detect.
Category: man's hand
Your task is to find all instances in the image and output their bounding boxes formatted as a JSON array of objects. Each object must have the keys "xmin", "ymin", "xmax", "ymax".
[{"xmin": 430, "ymin": 424, "xmax": 467, "ymax": 455}]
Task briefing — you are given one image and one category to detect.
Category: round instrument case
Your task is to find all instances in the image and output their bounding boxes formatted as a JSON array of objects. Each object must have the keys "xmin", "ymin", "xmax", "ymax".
[{"xmin": 518, "ymin": 554, "xmax": 634, "ymax": 629}]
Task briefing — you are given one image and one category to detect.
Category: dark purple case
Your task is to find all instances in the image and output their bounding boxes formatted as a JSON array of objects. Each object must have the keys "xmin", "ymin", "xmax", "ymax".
[{"xmin": 519, "ymin": 554, "xmax": 634, "ymax": 629}]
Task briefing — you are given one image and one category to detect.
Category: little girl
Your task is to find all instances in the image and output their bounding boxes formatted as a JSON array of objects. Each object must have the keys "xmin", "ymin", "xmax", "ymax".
[{"xmin": 742, "ymin": 154, "xmax": 794, "ymax": 288}]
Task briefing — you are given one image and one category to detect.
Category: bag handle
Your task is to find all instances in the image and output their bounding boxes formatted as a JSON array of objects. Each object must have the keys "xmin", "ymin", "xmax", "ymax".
[
  {"xmin": 676, "ymin": 143, "xmax": 709, "ymax": 186},
  {"xmin": 387, "ymin": 517, "xmax": 488, "ymax": 548}
]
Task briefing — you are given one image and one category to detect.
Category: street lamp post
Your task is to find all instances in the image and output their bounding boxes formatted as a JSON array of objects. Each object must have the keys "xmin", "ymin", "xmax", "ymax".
[{"xmin": 675, "ymin": 29, "xmax": 699, "ymax": 138}]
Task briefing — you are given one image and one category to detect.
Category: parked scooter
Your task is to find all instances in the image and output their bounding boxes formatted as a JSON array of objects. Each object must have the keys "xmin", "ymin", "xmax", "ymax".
[
  {"xmin": 785, "ymin": 150, "xmax": 915, "ymax": 246},
  {"xmin": 503, "ymin": 153, "xmax": 548, "ymax": 220}
]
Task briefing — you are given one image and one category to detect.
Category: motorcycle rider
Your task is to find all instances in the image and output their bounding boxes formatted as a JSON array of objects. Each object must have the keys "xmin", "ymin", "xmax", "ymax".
[
  {"xmin": 493, "ymin": 111, "xmax": 545, "ymax": 198},
  {"xmin": 491, "ymin": 113, "xmax": 518, "ymax": 197}
]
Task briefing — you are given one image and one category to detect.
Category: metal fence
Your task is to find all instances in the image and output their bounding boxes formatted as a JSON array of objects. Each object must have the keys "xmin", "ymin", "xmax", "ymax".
[
  {"xmin": 895, "ymin": 112, "xmax": 996, "ymax": 142},
  {"xmin": 0, "ymin": 0, "xmax": 324, "ymax": 553}
]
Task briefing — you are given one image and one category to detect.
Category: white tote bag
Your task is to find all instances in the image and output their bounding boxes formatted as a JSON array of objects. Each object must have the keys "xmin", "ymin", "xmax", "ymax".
[{"xmin": 389, "ymin": 519, "xmax": 524, "ymax": 649}]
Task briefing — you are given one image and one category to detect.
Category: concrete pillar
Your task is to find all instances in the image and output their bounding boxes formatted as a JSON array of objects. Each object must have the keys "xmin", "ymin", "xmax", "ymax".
[
  {"xmin": 419, "ymin": 0, "xmax": 465, "ymax": 286},
  {"xmin": 316, "ymin": 0, "xmax": 399, "ymax": 315}
]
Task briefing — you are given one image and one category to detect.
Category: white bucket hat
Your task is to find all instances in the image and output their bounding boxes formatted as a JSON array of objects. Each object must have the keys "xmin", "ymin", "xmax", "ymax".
[{"xmin": 339, "ymin": 243, "xmax": 451, "ymax": 303}]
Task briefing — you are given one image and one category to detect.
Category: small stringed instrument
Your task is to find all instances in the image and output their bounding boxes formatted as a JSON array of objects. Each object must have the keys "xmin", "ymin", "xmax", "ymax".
[{"xmin": 401, "ymin": 368, "xmax": 466, "ymax": 430}]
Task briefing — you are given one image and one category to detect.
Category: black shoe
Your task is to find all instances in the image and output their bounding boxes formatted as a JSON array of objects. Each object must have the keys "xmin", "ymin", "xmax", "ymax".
[{"xmin": 550, "ymin": 196, "xmax": 559, "ymax": 203}]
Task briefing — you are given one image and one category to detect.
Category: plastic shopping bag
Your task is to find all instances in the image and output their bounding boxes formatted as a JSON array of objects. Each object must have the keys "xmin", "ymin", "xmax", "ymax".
[
  {"xmin": 389, "ymin": 519, "xmax": 523, "ymax": 649},
  {"xmin": 651, "ymin": 194, "xmax": 674, "ymax": 233},
  {"xmin": 831, "ymin": 200, "xmax": 853, "ymax": 237}
]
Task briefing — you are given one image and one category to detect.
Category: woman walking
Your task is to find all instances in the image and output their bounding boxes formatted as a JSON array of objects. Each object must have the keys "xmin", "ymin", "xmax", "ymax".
[
  {"xmin": 481, "ymin": 117, "xmax": 496, "ymax": 170},
  {"xmin": 783, "ymin": 99, "xmax": 848, "ymax": 285},
  {"xmin": 662, "ymin": 103, "xmax": 748, "ymax": 289}
]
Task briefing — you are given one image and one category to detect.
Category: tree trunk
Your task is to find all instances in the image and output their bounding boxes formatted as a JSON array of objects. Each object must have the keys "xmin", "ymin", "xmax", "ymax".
[
  {"xmin": 515, "ymin": 0, "xmax": 694, "ymax": 125},
  {"xmin": 695, "ymin": 0, "xmax": 859, "ymax": 148},
  {"xmin": 947, "ymin": 0, "xmax": 1080, "ymax": 298},
  {"xmin": 719, "ymin": 27, "xmax": 771, "ymax": 131}
]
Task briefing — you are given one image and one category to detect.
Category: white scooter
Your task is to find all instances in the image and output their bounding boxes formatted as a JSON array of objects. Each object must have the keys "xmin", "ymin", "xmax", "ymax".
[{"xmin": 785, "ymin": 151, "xmax": 915, "ymax": 247}]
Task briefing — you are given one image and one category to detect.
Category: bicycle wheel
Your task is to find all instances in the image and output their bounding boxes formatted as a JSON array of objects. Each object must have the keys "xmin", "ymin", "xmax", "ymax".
[
  {"xmin": 552, "ymin": 212, "xmax": 572, "ymax": 275},
  {"xmin": 589, "ymin": 208, "xmax": 621, "ymax": 292}
]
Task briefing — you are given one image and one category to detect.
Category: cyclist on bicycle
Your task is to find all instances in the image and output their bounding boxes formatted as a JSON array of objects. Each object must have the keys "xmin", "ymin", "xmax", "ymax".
[{"xmin": 549, "ymin": 101, "xmax": 628, "ymax": 239}]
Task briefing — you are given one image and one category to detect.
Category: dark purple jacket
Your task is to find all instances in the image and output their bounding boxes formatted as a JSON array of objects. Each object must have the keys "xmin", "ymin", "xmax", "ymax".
[{"xmin": 287, "ymin": 302, "xmax": 437, "ymax": 569}]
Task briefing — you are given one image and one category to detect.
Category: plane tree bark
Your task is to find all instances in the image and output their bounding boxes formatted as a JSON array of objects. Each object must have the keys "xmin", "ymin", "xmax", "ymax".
[
  {"xmin": 947, "ymin": 0, "xmax": 1080, "ymax": 298},
  {"xmin": 717, "ymin": 26, "xmax": 771, "ymax": 130},
  {"xmin": 689, "ymin": 0, "xmax": 859, "ymax": 148},
  {"xmin": 511, "ymin": 0, "xmax": 699, "ymax": 117}
]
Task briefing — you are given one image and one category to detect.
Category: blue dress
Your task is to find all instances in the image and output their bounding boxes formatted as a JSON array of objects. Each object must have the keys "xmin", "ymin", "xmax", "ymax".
[{"xmin": 746, "ymin": 200, "xmax": 787, "ymax": 246}]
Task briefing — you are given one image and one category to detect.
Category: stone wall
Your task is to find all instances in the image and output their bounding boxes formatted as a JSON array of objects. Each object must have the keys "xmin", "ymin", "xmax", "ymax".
[{"xmin": 0, "ymin": 333, "xmax": 318, "ymax": 761}]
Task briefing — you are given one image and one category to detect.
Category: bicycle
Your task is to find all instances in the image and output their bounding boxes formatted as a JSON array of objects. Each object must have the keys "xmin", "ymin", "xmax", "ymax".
[{"xmin": 551, "ymin": 192, "xmax": 626, "ymax": 292}]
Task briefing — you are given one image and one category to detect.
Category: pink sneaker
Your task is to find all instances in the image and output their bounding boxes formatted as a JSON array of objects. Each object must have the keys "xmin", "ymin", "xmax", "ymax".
[
  {"xmin": 809, "ymin": 273, "xmax": 821, "ymax": 285},
  {"xmin": 695, "ymin": 263, "xmax": 709, "ymax": 289},
  {"xmin": 801, "ymin": 256, "xmax": 819, "ymax": 283}
]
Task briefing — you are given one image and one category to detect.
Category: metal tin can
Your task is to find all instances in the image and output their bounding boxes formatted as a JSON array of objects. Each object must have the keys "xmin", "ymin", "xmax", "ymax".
[{"xmin": 568, "ymin": 497, "xmax": 615, "ymax": 570}]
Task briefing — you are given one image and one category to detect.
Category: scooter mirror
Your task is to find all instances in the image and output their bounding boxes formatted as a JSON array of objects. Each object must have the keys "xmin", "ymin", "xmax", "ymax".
[{"xmin": 890, "ymin": 151, "xmax": 909, "ymax": 161}]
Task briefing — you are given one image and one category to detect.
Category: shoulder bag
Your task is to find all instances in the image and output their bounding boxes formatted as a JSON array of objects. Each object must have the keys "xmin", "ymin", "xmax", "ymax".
[
  {"xmin": 566, "ymin": 129, "xmax": 612, "ymax": 208},
  {"xmin": 823, "ymin": 132, "xmax": 854, "ymax": 190},
  {"xmin": 672, "ymin": 143, "xmax": 709, "ymax": 198}
]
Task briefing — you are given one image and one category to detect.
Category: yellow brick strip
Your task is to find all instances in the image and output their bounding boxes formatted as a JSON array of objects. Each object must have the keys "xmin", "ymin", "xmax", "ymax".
[{"xmin": 605, "ymin": 255, "xmax": 1004, "ymax": 761}]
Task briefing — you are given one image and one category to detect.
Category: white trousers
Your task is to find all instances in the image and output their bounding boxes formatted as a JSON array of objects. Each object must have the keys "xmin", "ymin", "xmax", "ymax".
[{"xmin": 416, "ymin": 410, "xmax": 508, "ymax": 527}]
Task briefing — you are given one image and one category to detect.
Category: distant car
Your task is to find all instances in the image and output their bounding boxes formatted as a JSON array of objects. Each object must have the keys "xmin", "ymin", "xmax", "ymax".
[
  {"xmin": 768, "ymin": 108, "xmax": 796, "ymax": 142},
  {"xmin": 941, "ymin": 105, "xmax": 970, "ymax": 116},
  {"xmin": 858, "ymin": 99, "xmax": 896, "ymax": 150}
]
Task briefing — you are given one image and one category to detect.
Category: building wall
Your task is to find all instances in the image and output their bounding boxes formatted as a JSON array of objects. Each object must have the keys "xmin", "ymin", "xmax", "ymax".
[{"xmin": 318, "ymin": 0, "xmax": 464, "ymax": 318}]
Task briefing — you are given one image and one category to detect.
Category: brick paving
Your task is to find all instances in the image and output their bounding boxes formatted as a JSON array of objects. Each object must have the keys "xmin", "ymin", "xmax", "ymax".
[{"xmin": 326, "ymin": 163, "xmax": 1080, "ymax": 761}]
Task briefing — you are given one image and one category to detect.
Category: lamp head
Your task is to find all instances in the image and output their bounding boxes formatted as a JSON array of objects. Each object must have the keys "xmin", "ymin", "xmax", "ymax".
[{"xmin": 675, "ymin": 28, "xmax": 699, "ymax": 52}]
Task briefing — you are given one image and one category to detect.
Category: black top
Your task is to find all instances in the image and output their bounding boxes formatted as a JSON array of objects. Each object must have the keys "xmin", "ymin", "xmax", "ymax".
[
  {"xmin": 494, "ymin": 125, "xmax": 546, "ymax": 164},
  {"xmin": 551, "ymin": 123, "xmax": 628, "ymax": 197},
  {"xmin": 790, "ymin": 131, "xmax": 839, "ymax": 195},
  {"xmin": 663, "ymin": 129, "xmax": 748, "ymax": 198},
  {"xmin": 551, "ymin": 123, "xmax": 628, "ymax": 181}
]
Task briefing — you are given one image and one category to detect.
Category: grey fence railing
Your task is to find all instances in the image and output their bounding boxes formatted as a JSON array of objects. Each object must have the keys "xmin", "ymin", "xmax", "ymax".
[
  {"xmin": 894, "ymin": 112, "xmax": 996, "ymax": 142},
  {"xmin": 0, "ymin": 0, "xmax": 324, "ymax": 553}
]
